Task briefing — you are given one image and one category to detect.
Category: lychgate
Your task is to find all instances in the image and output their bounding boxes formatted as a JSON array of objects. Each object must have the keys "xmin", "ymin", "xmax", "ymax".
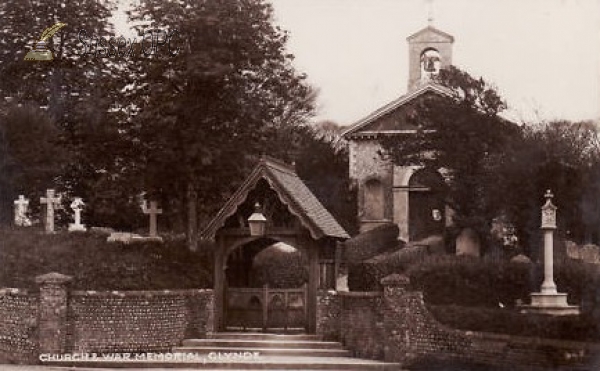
[{"xmin": 201, "ymin": 157, "xmax": 349, "ymax": 333}]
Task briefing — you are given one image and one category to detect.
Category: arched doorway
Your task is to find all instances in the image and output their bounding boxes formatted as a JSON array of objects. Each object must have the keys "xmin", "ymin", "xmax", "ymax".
[
  {"xmin": 224, "ymin": 239, "xmax": 309, "ymax": 332},
  {"xmin": 408, "ymin": 168, "xmax": 446, "ymax": 241}
]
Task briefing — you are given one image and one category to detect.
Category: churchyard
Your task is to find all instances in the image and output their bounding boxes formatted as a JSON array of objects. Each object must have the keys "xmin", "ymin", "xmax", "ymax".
[
  {"xmin": 1, "ymin": 0, "xmax": 600, "ymax": 369},
  {"xmin": 2, "ymin": 174, "xmax": 600, "ymax": 370}
]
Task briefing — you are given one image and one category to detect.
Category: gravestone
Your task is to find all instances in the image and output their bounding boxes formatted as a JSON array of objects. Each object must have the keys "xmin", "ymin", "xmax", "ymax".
[
  {"xmin": 40, "ymin": 189, "xmax": 61, "ymax": 233},
  {"xmin": 141, "ymin": 200, "xmax": 163, "ymax": 240},
  {"xmin": 510, "ymin": 254, "xmax": 532, "ymax": 264},
  {"xmin": 13, "ymin": 195, "xmax": 32, "ymax": 227},
  {"xmin": 68, "ymin": 197, "xmax": 86, "ymax": 232},
  {"xmin": 566, "ymin": 241, "xmax": 600, "ymax": 264},
  {"xmin": 455, "ymin": 228, "xmax": 480, "ymax": 257},
  {"xmin": 107, "ymin": 232, "xmax": 143, "ymax": 244}
]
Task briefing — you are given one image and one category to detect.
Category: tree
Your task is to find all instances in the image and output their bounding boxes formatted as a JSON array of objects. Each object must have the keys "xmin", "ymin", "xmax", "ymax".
[
  {"xmin": 0, "ymin": 0, "xmax": 135, "ymax": 225},
  {"xmin": 380, "ymin": 66, "xmax": 520, "ymax": 246},
  {"xmin": 0, "ymin": 0, "xmax": 118, "ymax": 119},
  {"xmin": 0, "ymin": 103, "xmax": 66, "ymax": 223},
  {"xmin": 497, "ymin": 120, "xmax": 600, "ymax": 251},
  {"xmin": 381, "ymin": 66, "xmax": 600, "ymax": 254},
  {"xmin": 295, "ymin": 122, "xmax": 356, "ymax": 234},
  {"xmin": 125, "ymin": 0, "xmax": 315, "ymax": 249}
]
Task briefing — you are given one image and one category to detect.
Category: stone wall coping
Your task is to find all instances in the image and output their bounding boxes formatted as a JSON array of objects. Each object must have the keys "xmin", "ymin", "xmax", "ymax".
[
  {"xmin": 0, "ymin": 288, "xmax": 35, "ymax": 296},
  {"xmin": 381, "ymin": 273, "xmax": 410, "ymax": 286},
  {"xmin": 35, "ymin": 272, "xmax": 73, "ymax": 285},
  {"xmin": 70, "ymin": 288, "xmax": 213, "ymax": 297},
  {"xmin": 464, "ymin": 330, "xmax": 600, "ymax": 351},
  {"xmin": 337, "ymin": 291, "xmax": 383, "ymax": 298}
]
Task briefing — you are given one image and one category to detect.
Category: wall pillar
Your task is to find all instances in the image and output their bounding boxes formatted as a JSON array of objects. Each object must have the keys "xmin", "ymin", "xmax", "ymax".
[
  {"xmin": 381, "ymin": 274, "xmax": 413, "ymax": 365},
  {"xmin": 35, "ymin": 272, "xmax": 72, "ymax": 355}
]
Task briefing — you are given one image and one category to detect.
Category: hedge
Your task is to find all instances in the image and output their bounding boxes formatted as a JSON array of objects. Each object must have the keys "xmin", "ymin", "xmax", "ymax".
[
  {"xmin": 250, "ymin": 245, "xmax": 307, "ymax": 288},
  {"xmin": 407, "ymin": 255, "xmax": 600, "ymax": 308},
  {"xmin": 429, "ymin": 304, "xmax": 600, "ymax": 342},
  {"xmin": 348, "ymin": 237, "xmax": 445, "ymax": 291},
  {"xmin": 343, "ymin": 223, "xmax": 400, "ymax": 263}
]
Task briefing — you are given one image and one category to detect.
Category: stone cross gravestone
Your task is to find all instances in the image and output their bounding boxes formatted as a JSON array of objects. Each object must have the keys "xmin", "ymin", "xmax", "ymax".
[
  {"xmin": 142, "ymin": 200, "xmax": 162, "ymax": 238},
  {"xmin": 68, "ymin": 197, "xmax": 86, "ymax": 232},
  {"xmin": 13, "ymin": 195, "xmax": 32, "ymax": 227},
  {"xmin": 40, "ymin": 189, "xmax": 61, "ymax": 233}
]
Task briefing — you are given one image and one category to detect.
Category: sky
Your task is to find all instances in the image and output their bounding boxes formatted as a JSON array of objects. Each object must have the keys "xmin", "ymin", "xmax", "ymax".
[{"xmin": 114, "ymin": 0, "xmax": 600, "ymax": 126}]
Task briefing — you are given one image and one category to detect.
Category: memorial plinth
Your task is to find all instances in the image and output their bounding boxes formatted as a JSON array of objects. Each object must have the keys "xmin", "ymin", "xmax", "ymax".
[{"xmin": 520, "ymin": 190, "xmax": 580, "ymax": 316}]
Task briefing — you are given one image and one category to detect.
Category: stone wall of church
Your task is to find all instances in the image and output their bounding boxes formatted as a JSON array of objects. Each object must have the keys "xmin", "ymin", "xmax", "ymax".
[{"xmin": 348, "ymin": 140, "xmax": 394, "ymax": 231}]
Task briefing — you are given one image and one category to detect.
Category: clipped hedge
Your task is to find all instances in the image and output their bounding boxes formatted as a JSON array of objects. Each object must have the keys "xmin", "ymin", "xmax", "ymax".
[
  {"xmin": 343, "ymin": 223, "xmax": 400, "ymax": 263},
  {"xmin": 407, "ymin": 255, "xmax": 600, "ymax": 308},
  {"xmin": 250, "ymin": 245, "xmax": 307, "ymax": 288},
  {"xmin": 429, "ymin": 304, "xmax": 600, "ymax": 342},
  {"xmin": 348, "ymin": 237, "xmax": 446, "ymax": 291}
]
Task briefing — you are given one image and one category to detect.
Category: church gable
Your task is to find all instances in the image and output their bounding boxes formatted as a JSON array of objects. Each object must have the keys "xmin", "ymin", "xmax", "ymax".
[
  {"xmin": 342, "ymin": 84, "xmax": 451, "ymax": 138},
  {"xmin": 407, "ymin": 26, "xmax": 454, "ymax": 43}
]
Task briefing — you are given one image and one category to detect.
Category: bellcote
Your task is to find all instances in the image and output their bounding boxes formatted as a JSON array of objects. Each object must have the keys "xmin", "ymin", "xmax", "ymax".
[{"xmin": 407, "ymin": 26, "xmax": 454, "ymax": 91}]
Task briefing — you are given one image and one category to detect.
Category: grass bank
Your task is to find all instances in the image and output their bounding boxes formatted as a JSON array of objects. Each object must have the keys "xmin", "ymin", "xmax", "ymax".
[{"xmin": 0, "ymin": 226, "xmax": 212, "ymax": 290}]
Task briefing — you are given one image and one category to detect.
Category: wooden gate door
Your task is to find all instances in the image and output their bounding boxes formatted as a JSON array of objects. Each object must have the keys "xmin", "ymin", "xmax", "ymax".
[{"xmin": 225, "ymin": 285, "xmax": 307, "ymax": 332}]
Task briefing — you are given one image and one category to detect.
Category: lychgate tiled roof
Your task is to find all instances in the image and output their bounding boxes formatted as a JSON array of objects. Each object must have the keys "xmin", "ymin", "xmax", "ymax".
[{"xmin": 201, "ymin": 157, "xmax": 349, "ymax": 241}]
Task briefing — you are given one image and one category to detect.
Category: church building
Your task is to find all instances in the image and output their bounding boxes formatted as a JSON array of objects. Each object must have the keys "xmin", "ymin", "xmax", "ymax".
[{"xmin": 342, "ymin": 24, "xmax": 456, "ymax": 242}]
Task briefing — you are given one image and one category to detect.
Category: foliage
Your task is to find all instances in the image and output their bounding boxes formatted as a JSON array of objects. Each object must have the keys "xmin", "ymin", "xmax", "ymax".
[
  {"xmin": 0, "ymin": 227, "xmax": 212, "ymax": 289},
  {"xmin": 347, "ymin": 236, "xmax": 444, "ymax": 291},
  {"xmin": 0, "ymin": 0, "xmax": 116, "ymax": 106},
  {"xmin": 122, "ymin": 0, "xmax": 315, "ymax": 247},
  {"xmin": 407, "ymin": 255, "xmax": 599, "ymax": 308},
  {"xmin": 380, "ymin": 65, "xmax": 600, "ymax": 248},
  {"xmin": 0, "ymin": 0, "xmax": 140, "ymax": 229},
  {"xmin": 0, "ymin": 104, "xmax": 67, "ymax": 223},
  {"xmin": 250, "ymin": 245, "xmax": 307, "ymax": 288},
  {"xmin": 495, "ymin": 121, "xmax": 600, "ymax": 250},
  {"xmin": 429, "ymin": 305, "xmax": 600, "ymax": 342},
  {"xmin": 344, "ymin": 223, "xmax": 400, "ymax": 263},
  {"xmin": 294, "ymin": 123, "xmax": 357, "ymax": 235},
  {"xmin": 380, "ymin": 66, "xmax": 519, "ymax": 243}
]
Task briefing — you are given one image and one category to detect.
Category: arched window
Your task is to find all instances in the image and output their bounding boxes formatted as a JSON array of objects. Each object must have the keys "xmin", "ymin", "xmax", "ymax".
[{"xmin": 364, "ymin": 178, "xmax": 385, "ymax": 220}]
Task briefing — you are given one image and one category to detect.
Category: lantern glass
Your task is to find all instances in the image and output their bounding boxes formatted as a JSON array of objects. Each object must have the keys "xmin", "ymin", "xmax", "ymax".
[{"xmin": 248, "ymin": 203, "xmax": 267, "ymax": 237}]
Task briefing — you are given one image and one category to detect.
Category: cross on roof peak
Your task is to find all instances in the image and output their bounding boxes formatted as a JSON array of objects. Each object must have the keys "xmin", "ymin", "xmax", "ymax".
[{"xmin": 426, "ymin": 0, "xmax": 435, "ymax": 26}]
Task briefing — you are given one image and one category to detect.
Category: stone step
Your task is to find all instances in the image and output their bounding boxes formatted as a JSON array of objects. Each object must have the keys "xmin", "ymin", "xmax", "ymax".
[
  {"xmin": 173, "ymin": 345, "xmax": 351, "ymax": 357},
  {"xmin": 208, "ymin": 332, "xmax": 323, "ymax": 341},
  {"xmin": 182, "ymin": 338, "xmax": 343, "ymax": 349},
  {"xmin": 41, "ymin": 355, "xmax": 401, "ymax": 370}
]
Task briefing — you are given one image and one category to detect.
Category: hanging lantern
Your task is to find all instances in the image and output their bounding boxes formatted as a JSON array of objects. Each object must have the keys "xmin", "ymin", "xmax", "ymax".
[{"xmin": 248, "ymin": 202, "xmax": 267, "ymax": 237}]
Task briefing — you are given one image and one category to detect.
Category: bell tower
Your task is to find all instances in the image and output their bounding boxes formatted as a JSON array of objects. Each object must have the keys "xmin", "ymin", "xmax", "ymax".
[{"xmin": 406, "ymin": 24, "xmax": 454, "ymax": 91}]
